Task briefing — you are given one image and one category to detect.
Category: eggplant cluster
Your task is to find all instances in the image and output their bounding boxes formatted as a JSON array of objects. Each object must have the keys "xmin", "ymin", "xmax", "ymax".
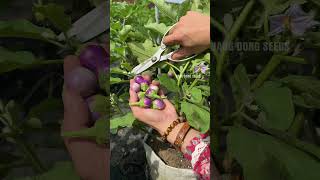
[
  {"xmin": 130, "ymin": 75, "xmax": 166, "ymax": 110},
  {"xmin": 64, "ymin": 44, "xmax": 108, "ymax": 121}
]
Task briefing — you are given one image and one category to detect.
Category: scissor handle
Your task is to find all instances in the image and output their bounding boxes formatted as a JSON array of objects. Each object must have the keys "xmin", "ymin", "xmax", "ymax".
[{"xmin": 160, "ymin": 23, "xmax": 198, "ymax": 62}]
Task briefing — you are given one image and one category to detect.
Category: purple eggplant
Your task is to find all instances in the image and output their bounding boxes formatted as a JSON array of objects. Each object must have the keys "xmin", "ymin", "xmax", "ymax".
[
  {"xmin": 79, "ymin": 45, "xmax": 108, "ymax": 76},
  {"xmin": 134, "ymin": 75, "xmax": 145, "ymax": 84},
  {"xmin": 167, "ymin": 71, "xmax": 174, "ymax": 78},
  {"xmin": 65, "ymin": 67, "xmax": 97, "ymax": 97},
  {"xmin": 145, "ymin": 88, "xmax": 164, "ymax": 99},
  {"xmin": 131, "ymin": 82, "xmax": 141, "ymax": 92},
  {"xmin": 152, "ymin": 99, "xmax": 166, "ymax": 110},
  {"xmin": 129, "ymin": 97, "xmax": 152, "ymax": 108}
]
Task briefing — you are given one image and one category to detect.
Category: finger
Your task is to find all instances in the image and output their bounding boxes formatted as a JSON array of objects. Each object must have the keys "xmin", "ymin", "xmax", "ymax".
[
  {"xmin": 129, "ymin": 87, "xmax": 139, "ymax": 103},
  {"xmin": 162, "ymin": 33, "xmax": 182, "ymax": 46},
  {"xmin": 62, "ymin": 87, "xmax": 90, "ymax": 131},
  {"xmin": 168, "ymin": 24, "xmax": 179, "ymax": 35},
  {"xmin": 152, "ymin": 80, "xmax": 160, "ymax": 86},
  {"xmin": 64, "ymin": 55, "xmax": 81, "ymax": 75},
  {"xmin": 172, "ymin": 47, "xmax": 194, "ymax": 60},
  {"xmin": 142, "ymin": 74, "xmax": 152, "ymax": 82}
]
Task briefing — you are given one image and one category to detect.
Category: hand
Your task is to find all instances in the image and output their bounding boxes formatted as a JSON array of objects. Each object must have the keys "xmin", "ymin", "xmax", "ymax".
[
  {"xmin": 129, "ymin": 75, "xmax": 201, "ymax": 153},
  {"xmin": 163, "ymin": 11, "xmax": 210, "ymax": 60},
  {"xmin": 62, "ymin": 55, "xmax": 109, "ymax": 180},
  {"xmin": 129, "ymin": 75, "xmax": 178, "ymax": 137}
]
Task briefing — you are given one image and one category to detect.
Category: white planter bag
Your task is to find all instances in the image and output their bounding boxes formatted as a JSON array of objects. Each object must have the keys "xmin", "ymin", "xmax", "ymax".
[{"xmin": 143, "ymin": 142, "xmax": 197, "ymax": 180}]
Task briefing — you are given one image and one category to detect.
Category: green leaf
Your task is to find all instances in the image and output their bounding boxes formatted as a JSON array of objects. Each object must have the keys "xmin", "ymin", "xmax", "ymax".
[
  {"xmin": 62, "ymin": 118, "xmax": 108, "ymax": 145},
  {"xmin": 230, "ymin": 64, "xmax": 253, "ymax": 107},
  {"xmin": 190, "ymin": 87, "xmax": 202, "ymax": 103},
  {"xmin": 144, "ymin": 23, "xmax": 169, "ymax": 35},
  {"xmin": 181, "ymin": 101, "xmax": 210, "ymax": 133},
  {"xmin": 158, "ymin": 74, "xmax": 179, "ymax": 92},
  {"xmin": 110, "ymin": 77, "xmax": 128, "ymax": 85},
  {"xmin": 88, "ymin": 95, "xmax": 108, "ymax": 116},
  {"xmin": 0, "ymin": 48, "xmax": 62, "ymax": 74},
  {"xmin": 27, "ymin": 98, "xmax": 63, "ymax": 119},
  {"xmin": 34, "ymin": 3, "xmax": 72, "ymax": 32},
  {"xmin": 128, "ymin": 40, "xmax": 158, "ymax": 63},
  {"xmin": 227, "ymin": 126, "xmax": 320, "ymax": 180},
  {"xmin": 111, "ymin": 67, "xmax": 128, "ymax": 75},
  {"xmin": 255, "ymin": 81, "xmax": 295, "ymax": 131},
  {"xmin": 25, "ymin": 117, "xmax": 42, "ymax": 129},
  {"xmin": 110, "ymin": 112, "xmax": 136, "ymax": 132},
  {"xmin": 149, "ymin": 0, "xmax": 178, "ymax": 21},
  {"xmin": 0, "ymin": 20, "xmax": 56, "ymax": 41},
  {"xmin": 281, "ymin": 75, "xmax": 320, "ymax": 99},
  {"xmin": 119, "ymin": 25, "xmax": 132, "ymax": 41},
  {"xmin": 4, "ymin": 100, "xmax": 23, "ymax": 126},
  {"xmin": 14, "ymin": 161, "xmax": 80, "ymax": 180}
]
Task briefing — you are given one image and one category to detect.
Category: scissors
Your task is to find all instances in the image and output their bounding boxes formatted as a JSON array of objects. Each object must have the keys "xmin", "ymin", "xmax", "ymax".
[
  {"xmin": 58, "ymin": 2, "xmax": 109, "ymax": 42},
  {"xmin": 131, "ymin": 24, "xmax": 197, "ymax": 75}
]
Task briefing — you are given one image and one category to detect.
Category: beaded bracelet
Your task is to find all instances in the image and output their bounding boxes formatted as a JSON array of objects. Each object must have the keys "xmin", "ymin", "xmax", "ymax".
[{"xmin": 161, "ymin": 119, "xmax": 180, "ymax": 141}]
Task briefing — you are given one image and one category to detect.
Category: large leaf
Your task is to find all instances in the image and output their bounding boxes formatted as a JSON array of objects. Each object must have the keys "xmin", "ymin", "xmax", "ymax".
[
  {"xmin": 34, "ymin": 3, "xmax": 72, "ymax": 32},
  {"xmin": 181, "ymin": 101, "xmax": 210, "ymax": 133},
  {"xmin": 144, "ymin": 23, "xmax": 169, "ymax": 35},
  {"xmin": 227, "ymin": 126, "xmax": 320, "ymax": 180},
  {"xmin": 0, "ymin": 48, "xmax": 62, "ymax": 74},
  {"xmin": 110, "ymin": 112, "xmax": 135, "ymax": 131},
  {"xmin": 158, "ymin": 74, "xmax": 179, "ymax": 92},
  {"xmin": 255, "ymin": 81, "xmax": 295, "ymax": 131},
  {"xmin": 0, "ymin": 20, "xmax": 56, "ymax": 41},
  {"xmin": 128, "ymin": 40, "xmax": 158, "ymax": 63},
  {"xmin": 149, "ymin": 0, "xmax": 178, "ymax": 21}
]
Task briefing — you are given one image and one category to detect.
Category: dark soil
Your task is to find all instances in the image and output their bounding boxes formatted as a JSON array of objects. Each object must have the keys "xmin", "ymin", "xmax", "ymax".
[{"xmin": 147, "ymin": 135, "xmax": 192, "ymax": 169}]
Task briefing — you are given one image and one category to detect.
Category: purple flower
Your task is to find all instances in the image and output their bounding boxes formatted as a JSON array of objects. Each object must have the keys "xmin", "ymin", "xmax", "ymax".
[
  {"xmin": 269, "ymin": 4, "xmax": 320, "ymax": 36},
  {"xmin": 194, "ymin": 62, "xmax": 209, "ymax": 74}
]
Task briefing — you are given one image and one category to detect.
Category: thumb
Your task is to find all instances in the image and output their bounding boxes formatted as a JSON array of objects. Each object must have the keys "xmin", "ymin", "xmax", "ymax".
[{"xmin": 172, "ymin": 47, "xmax": 194, "ymax": 60}]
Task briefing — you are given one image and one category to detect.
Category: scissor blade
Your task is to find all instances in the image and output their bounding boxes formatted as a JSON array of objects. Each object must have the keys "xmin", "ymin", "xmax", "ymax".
[
  {"xmin": 131, "ymin": 59, "xmax": 156, "ymax": 75},
  {"xmin": 58, "ymin": 2, "xmax": 109, "ymax": 42}
]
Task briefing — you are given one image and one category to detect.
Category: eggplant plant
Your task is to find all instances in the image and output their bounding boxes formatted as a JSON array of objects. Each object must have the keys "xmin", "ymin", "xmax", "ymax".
[{"xmin": 110, "ymin": 0, "xmax": 211, "ymax": 135}]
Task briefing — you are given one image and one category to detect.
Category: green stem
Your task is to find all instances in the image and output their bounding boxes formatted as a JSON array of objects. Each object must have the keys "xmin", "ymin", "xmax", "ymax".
[
  {"xmin": 211, "ymin": 19, "xmax": 228, "ymax": 36},
  {"xmin": 216, "ymin": 0, "xmax": 255, "ymax": 82},
  {"xmin": 264, "ymin": 11, "xmax": 270, "ymax": 41},
  {"xmin": 165, "ymin": 62, "xmax": 180, "ymax": 72},
  {"xmin": 177, "ymin": 61, "xmax": 190, "ymax": 87},
  {"xmin": 189, "ymin": 78, "xmax": 199, "ymax": 90},
  {"xmin": 251, "ymin": 55, "xmax": 307, "ymax": 89}
]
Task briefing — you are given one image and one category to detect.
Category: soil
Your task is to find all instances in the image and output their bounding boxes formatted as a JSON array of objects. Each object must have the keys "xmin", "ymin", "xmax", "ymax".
[{"xmin": 146, "ymin": 132, "xmax": 192, "ymax": 169}]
